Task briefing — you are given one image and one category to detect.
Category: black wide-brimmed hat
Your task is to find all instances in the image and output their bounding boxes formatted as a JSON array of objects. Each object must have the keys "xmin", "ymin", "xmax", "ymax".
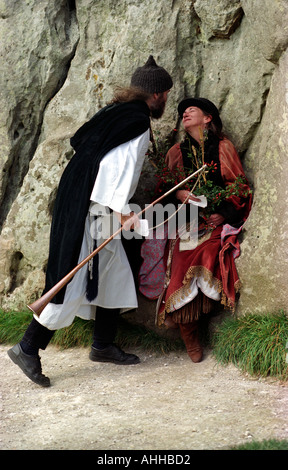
[{"xmin": 178, "ymin": 97, "xmax": 222, "ymax": 130}]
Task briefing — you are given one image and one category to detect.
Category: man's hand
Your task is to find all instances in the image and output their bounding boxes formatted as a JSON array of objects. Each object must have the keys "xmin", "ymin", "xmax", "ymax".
[
  {"xmin": 176, "ymin": 189, "xmax": 201, "ymax": 204},
  {"xmin": 115, "ymin": 211, "xmax": 140, "ymax": 231}
]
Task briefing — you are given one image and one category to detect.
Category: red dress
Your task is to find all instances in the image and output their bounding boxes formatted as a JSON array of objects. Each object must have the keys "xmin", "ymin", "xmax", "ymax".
[{"xmin": 139, "ymin": 138, "xmax": 252, "ymax": 326}]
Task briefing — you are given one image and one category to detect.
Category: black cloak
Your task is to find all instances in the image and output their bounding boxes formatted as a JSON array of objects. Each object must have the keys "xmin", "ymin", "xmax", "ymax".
[{"xmin": 42, "ymin": 100, "xmax": 151, "ymax": 304}]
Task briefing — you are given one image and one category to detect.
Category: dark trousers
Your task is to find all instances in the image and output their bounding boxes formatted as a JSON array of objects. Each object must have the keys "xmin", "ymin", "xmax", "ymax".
[{"xmin": 21, "ymin": 306, "xmax": 120, "ymax": 351}]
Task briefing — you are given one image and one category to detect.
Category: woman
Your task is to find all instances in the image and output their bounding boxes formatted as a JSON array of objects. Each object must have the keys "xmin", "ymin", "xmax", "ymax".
[{"xmin": 139, "ymin": 97, "xmax": 252, "ymax": 363}]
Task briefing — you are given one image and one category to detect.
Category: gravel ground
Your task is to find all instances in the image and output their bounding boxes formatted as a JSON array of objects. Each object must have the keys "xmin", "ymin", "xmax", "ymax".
[{"xmin": 1, "ymin": 343, "xmax": 288, "ymax": 451}]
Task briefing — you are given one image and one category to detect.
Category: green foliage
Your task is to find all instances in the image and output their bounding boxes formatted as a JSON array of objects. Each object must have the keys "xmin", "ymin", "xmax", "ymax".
[
  {"xmin": 193, "ymin": 175, "xmax": 250, "ymax": 214},
  {"xmin": 211, "ymin": 310, "xmax": 288, "ymax": 381}
]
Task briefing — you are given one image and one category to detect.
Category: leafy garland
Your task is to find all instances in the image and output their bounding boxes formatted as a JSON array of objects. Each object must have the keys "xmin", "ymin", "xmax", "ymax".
[{"xmin": 147, "ymin": 128, "xmax": 251, "ymax": 216}]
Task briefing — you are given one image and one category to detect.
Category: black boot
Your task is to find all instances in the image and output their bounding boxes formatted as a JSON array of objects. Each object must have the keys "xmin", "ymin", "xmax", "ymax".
[
  {"xmin": 91, "ymin": 306, "xmax": 141, "ymax": 365},
  {"xmin": 7, "ymin": 343, "xmax": 50, "ymax": 387},
  {"xmin": 89, "ymin": 344, "xmax": 140, "ymax": 364}
]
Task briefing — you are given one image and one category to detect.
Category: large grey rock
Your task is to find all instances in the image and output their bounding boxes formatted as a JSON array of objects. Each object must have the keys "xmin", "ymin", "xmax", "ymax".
[
  {"xmin": 236, "ymin": 48, "xmax": 288, "ymax": 314},
  {"xmin": 241, "ymin": 0, "xmax": 288, "ymax": 62},
  {"xmin": 194, "ymin": 0, "xmax": 243, "ymax": 39},
  {"xmin": 0, "ymin": 0, "xmax": 78, "ymax": 227}
]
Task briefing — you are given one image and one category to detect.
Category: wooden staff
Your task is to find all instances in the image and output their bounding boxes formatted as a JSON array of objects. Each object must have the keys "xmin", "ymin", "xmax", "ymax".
[{"xmin": 28, "ymin": 165, "xmax": 206, "ymax": 316}]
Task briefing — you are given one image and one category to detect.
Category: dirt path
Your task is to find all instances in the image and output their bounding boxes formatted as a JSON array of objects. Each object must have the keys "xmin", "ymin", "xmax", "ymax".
[{"xmin": 1, "ymin": 343, "xmax": 288, "ymax": 451}]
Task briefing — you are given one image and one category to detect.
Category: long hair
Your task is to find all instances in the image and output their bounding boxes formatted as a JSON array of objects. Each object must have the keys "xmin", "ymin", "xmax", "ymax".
[
  {"xmin": 111, "ymin": 86, "xmax": 151, "ymax": 104},
  {"xmin": 202, "ymin": 109, "xmax": 224, "ymax": 140}
]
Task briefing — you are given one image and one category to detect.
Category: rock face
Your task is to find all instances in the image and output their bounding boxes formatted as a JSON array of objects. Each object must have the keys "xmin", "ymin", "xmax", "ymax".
[{"xmin": 0, "ymin": 0, "xmax": 287, "ymax": 319}]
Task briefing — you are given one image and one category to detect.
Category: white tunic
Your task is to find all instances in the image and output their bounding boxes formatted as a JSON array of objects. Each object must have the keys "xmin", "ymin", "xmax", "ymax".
[{"xmin": 36, "ymin": 129, "xmax": 150, "ymax": 330}]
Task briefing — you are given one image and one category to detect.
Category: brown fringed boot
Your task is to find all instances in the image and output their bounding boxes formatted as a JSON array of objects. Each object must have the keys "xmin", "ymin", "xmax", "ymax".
[{"xmin": 179, "ymin": 321, "xmax": 203, "ymax": 363}]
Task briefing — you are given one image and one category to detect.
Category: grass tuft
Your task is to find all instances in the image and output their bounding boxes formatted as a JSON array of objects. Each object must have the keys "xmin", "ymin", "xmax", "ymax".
[
  {"xmin": 230, "ymin": 438, "xmax": 288, "ymax": 450},
  {"xmin": 0, "ymin": 309, "xmax": 32, "ymax": 344},
  {"xmin": 211, "ymin": 310, "xmax": 288, "ymax": 381}
]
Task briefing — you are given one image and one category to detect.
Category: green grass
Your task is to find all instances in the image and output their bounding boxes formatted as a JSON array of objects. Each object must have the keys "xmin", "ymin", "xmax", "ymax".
[
  {"xmin": 1, "ymin": 308, "xmax": 288, "ymax": 380},
  {"xmin": 0, "ymin": 309, "xmax": 32, "ymax": 344},
  {"xmin": 211, "ymin": 310, "xmax": 288, "ymax": 381},
  {"xmin": 0, "ymin": 309, "xmax": 184, "ymax": 354},
  {"xmin": 230, "ymin": 438, "xmax": 288, "ymax": 450}
]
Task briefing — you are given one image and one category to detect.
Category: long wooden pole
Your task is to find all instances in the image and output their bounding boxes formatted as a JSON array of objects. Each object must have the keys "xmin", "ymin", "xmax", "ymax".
[{"xmin": 28, "ymin": 165, "xmax": 206, "ymax": 316}]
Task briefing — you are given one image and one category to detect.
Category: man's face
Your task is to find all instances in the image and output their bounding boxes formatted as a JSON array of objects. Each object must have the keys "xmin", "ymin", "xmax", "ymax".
[{"xmin": 150, "ymin": 90, "xmax": 170, "ymax": 119}]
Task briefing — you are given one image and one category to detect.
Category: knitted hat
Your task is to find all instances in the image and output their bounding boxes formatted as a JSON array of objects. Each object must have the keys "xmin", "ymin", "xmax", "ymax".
[
  {"xmin": 178, "ymin": 97, "xmax": 222, "ymax": 131},
  {"xmin": 131, "ymin": 55, "xmax": 173, "ymax": 94}
]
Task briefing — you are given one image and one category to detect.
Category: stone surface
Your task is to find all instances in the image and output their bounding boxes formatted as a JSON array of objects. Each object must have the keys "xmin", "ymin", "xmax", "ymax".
[
  {"xmin": 236, "ymin": 47, "xmax": 288, "ymax": 314},
  {"xmin": 194, "ymin": 0, "xmax": 243, "ymax": 39},
  {"xmin": 241, "ymin": 0, "xmax": 288, "ymax": 62},
  {"xmin": 0, "ymin": 0, "xmax": 78, "ymax": 226}
]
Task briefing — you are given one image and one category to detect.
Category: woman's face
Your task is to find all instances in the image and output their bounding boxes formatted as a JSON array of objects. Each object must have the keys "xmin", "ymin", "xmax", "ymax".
[{"xmin": 182, "ymin": 106, "xmax": 211, "ymax": 133}]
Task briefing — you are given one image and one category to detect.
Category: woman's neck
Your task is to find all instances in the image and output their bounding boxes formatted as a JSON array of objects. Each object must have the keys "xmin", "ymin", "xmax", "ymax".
[{"xmin": 186, "ymin": 126, "xmax": 205, "ymax": 144}]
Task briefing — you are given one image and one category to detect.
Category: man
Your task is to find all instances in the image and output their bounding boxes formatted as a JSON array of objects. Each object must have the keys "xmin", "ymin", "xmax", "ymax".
[{"xmin": 8, "ymin": 55, "xmax": 173, "ymax": 387}]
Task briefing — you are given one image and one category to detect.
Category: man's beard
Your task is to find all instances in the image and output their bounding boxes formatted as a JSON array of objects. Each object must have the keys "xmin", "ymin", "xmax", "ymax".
[{"xmin": 150, "ymin": 98, "xmax": 166, "ymax": 119}]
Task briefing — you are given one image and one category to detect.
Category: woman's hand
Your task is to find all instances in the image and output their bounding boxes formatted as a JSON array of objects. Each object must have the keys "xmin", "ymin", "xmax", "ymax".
[
  {"xmin": 206, "ymin": 213, "xmax": 225, "ymax": 228},
  {"xmin": 176, "ymin": 190, "xmax": 201, "ymax": 204}
]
